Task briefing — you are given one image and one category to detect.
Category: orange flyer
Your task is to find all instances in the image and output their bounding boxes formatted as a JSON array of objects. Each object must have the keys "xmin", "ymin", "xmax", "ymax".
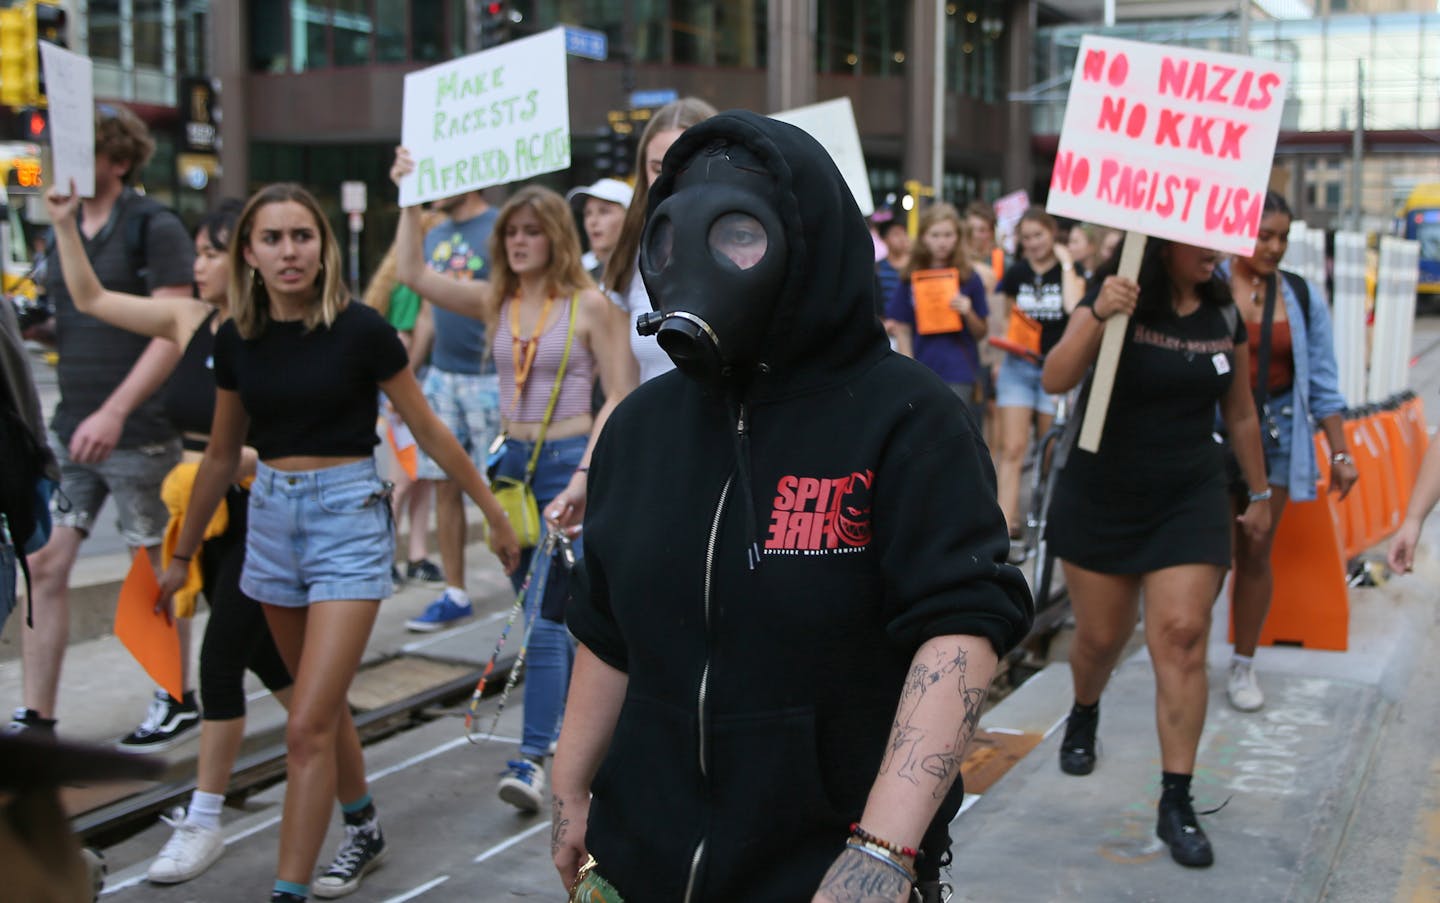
[
  {"xmin": 1006, "ymin": 308, "xmax": 1044, "ymax": 357},
  {"xmin": 115, "ymin": 549, "xmax": 184, "ymax": 702},
  {"xmin": 912, "ymin": 269, "xmax": 963, "ymax": 336}
]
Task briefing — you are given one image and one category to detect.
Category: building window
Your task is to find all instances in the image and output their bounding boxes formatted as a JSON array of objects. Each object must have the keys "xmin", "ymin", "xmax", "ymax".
[
  {"xmin": 178, "ymin": 0, "xmax": 211, "ymax": 77},
  {"xmin": 375, "ymin": 0, "xmax": 406, "ymax": 61},
  {"xmin": 818, "ymin": 0, "xmax": 904, "ymax": 77},
  {"xmin": 333, "ymin": 0, "xmax": 373, "ymax": 65},
  {"xmin": 89, "ymin": 0, "xmax": 123, "ymax": 62},
  {"xmin": 251, "ymin": 0, "xmax": 289, "ymax": 71},
  {"xmin": 411, "ymin": 0, "xmax": 446, "ymax": 61},
  {"xmin": 294, "ymin": 0, "xmax": 331, "ymax": 70},
  {"xmin": 946, "ymin": 1, "xmax": 1005, "ymax": 101}
]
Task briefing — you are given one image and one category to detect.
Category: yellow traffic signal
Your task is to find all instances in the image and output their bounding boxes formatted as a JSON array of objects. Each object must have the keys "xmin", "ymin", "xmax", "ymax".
[{"xmin": 0, "ymin": 6, "xmax": 34, "ymax": 109}]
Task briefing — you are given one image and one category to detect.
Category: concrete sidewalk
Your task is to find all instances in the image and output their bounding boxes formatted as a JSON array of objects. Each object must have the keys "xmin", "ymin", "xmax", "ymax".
[{"xmin": 946, "ymin": 555, "xmax": 1440, "ymax": 902}]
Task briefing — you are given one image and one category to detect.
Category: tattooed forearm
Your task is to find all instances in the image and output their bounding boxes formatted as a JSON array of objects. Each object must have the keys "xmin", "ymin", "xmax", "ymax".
[
  {"xmin": 877, "ymin": 643, "xmax": 991, "ymax": 799},
  {"xmin": 551, "ymin": 797, "xmax": 569, "ymax": 857},
  {"xmin": 816, "ymin": 845, "xmax": 912, "ymax": 903}
]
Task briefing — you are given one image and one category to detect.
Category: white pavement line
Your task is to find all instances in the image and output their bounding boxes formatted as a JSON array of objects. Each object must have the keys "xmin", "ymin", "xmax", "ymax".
[
  {"xmin": 381, "ymin": 875, "xmax": 452, "ymax": 902},
  {"xmin": 473, "ymin": 821, "xmax": 549, "ymax": 863},
  {"xmin": 365, "ymin": 733, "xmax": 521, "ymax": 783},
  {"xmin": 984, "ymin": 727, "xmax": 1026, "ymax": 735},
  {"xmin": 1041, "ymin": 712, "xmax": 1068, "ymax": 739},
  {"xmin": 956, "ymin": 793, "xmax": 983, "ymax": 817},
  {"xmin": 401, "ymin": 611, "xmax": 509, "ymax": 653},
  {"xmin": 100, "ymin": 813, "xmax": 288, "ymax": 895}
]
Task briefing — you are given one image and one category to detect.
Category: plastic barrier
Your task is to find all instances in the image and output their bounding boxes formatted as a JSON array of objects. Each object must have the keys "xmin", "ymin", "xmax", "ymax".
[{"xmin": 1246, "ymin": 393, "xmax": 1424, "ymax": 652}]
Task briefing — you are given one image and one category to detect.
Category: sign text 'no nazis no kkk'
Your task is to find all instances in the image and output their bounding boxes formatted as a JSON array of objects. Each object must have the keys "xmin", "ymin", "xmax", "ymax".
[
  {"xmin": 1046, "ymin": 36, "xmax": 1290, "ymax": 256},
  {"xmin": 399, "ymin": 27, "xmax": 569, "ymax": 207}
]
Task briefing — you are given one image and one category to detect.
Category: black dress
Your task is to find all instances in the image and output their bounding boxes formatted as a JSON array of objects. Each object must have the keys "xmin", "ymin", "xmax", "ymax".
[{"xmin": 1047, "ymin": 295, "xmax": 1247, "ymax": 574}]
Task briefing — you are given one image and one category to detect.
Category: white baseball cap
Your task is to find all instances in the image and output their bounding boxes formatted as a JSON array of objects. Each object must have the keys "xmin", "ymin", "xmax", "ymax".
[{"xmin": 567, "ymin": 178, "xmax": 634, "ymax": 211}]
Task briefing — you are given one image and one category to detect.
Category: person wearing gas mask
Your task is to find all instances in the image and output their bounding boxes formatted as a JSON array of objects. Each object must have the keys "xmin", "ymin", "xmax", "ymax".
[{"xmin": 550, "ymin": 111, "xmax": 1033, "ymax": 903}]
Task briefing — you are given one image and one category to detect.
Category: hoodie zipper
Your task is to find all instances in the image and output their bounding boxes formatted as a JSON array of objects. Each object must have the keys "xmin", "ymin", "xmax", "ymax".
[{"xmin": 684, "ymin": 473, "xmax": 732, "ymax": 903}]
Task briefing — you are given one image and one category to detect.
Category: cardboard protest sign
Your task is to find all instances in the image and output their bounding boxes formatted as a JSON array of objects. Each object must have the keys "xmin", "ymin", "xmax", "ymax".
[
  {"xmin": 994, "ymin": 190, "xmax": 1029, "ymax": 256},
  {"xmin": 911, "ymin": 268, "xmax": 962, "ymax": 335},
  {"xmin": 39, "ymin": 42, "xmax": 94, "ymax": 198},
  {"xmin": 1046, "ymin": 36, "xmax": 1289, "ymax": 258},
  {"xmin": 771, "ymin": 98, "xmax": 875, "ymax": 216},
  {"xmin": 115, "ymin": 550, "xmax": 183, "ymax": 702},
  {"xmin": 398, "ymin": 27, "xmax": 569, "ymax": 207}
]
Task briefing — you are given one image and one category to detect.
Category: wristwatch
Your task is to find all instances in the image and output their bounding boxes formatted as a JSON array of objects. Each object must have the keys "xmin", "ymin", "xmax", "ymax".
[
  {"xmin": 1331, "ymin": 451, "xmax": 1354, "ymax": 466},
  {"xmin": 1248, "ymin": 488, "xmax": 1273, "ymax": 503}
]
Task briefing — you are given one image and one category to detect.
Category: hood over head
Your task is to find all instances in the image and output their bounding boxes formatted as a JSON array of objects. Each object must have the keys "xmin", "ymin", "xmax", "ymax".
[{"xmin": 638, "ymin": 110, "xmax": 887, "ymax": 396}]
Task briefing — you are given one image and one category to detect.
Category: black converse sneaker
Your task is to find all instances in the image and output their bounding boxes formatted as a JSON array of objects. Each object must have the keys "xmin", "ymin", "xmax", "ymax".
[
  {"xmin": 7, "ymin": 707, "xmax": 57, "ymax": 736},
  {"xmin": 118, "ymin": 690, "xmax": 200, "ymax": 752},
  {"xmin": 312, "ymin": 819, "xmax": 386, "ymax": 898}
]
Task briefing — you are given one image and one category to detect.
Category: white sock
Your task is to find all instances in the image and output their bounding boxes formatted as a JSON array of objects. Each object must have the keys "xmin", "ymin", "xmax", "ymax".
[
  {"xmin": 445, "ymin": 585, "xmax": 470, "ymax": 605},
  {"xmin": 186, "ymin": 790, "xmax": 225, "ymax": 831},
  {"xmin": 1231, "ymin": 654, "xmax": 1254, "ymax": 670}
]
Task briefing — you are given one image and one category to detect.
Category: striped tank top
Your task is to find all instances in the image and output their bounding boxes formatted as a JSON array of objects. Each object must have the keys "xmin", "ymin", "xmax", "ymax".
[{"xmin": 494, "ymin": 295, "xmax": 596, "ymax": 423}]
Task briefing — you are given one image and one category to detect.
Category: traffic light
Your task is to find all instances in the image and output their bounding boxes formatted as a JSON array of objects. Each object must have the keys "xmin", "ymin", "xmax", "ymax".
[
  {"xmin": 612, "ymin": 126, "xmax": 636, "ymax": 179},
  {"xmin": 0, "ymin": 5, "xmax": 37, "ymax": 109},
  {"xmin": 0, "ymin": 2, "xmax": 65, "ymax": 109},
  {"xmin": 478, "ymin": 0, "xmax": 511, "ymax": 49},
  {"xmin": 20, "ymin": 106, "xmax": 46, "ymax": 141}
]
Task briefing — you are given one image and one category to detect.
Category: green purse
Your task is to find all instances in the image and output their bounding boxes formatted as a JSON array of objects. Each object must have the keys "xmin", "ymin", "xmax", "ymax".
[{"xmin": 492, "ymin": 296, "xmax": 577, "ymax": 549}]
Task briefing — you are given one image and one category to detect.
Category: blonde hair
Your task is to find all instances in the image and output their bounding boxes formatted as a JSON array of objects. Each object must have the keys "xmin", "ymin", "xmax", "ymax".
[
  {"xmin": 487, "ymin": 185, "xmax": 594, "ymax": 318},
  {"xmin": 602, "ymin": 96, "xmax": 718, "ymax": 296},
  {"xmin": 229, "ymin": 184, "xmax": 347, "ymax": 339},
  {"xmin": 905, "ymin": 202, "xmax": 974, "ymax": 282},
  {"xmin": 362, "ymin": 209, "xmax": 445, "ymax": 317}
]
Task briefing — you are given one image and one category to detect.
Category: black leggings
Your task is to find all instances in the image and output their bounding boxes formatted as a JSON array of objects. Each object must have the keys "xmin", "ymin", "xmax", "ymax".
[{"xmin": 196, "ymin": 486, "xmax": 292, "ymax": 720}]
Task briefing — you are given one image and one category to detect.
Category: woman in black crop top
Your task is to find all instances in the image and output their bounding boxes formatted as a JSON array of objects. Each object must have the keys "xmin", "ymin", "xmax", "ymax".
[
  {"xmin": 1040, "ymin": 238, "xmax": 1271, "ymax": 869},
  {"xmin": 154, "ymin": 184, "xmax": 520, "ymax": 903},
  {"xmin": 44, "ymin": 188, "xmax": 298, "ymax": 885}
]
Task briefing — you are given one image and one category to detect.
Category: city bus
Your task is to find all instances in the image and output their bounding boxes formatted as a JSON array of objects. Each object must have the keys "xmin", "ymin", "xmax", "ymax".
[{"xmin": 1399, "ymin": 182, "xmax": 1440, "ymax": 302}]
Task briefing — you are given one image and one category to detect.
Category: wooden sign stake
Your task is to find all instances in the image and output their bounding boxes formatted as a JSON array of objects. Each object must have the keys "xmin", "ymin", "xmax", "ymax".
[{"xmin": 1078, "ymin": 230, "xmax": 1147, "ymax": 453}]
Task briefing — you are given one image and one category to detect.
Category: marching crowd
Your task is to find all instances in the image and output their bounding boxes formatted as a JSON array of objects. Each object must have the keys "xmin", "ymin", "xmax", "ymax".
[{"xmin": 1, "ymin": 96, "xmax": 1438, "ymax": 903}]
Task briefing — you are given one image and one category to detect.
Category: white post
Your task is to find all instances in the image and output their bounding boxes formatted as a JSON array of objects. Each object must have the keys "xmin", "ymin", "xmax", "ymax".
[
  {"xmin": 1370, "ymin": 236, "xmax": 1399, "ymax": 403},
  {"xmin": 1308, "ymin": 229, "xmax": 1326, "ymax": 290},
  {"xmin": 931, "ymin": 0, "xmax": 945, "ymax": 194},
  {"xmin": 1332, "ymin": 231, "xmax": 1368, "ymax": 408},
  {"xmin": 1393, "ymin": 239, "xmax": 1420, "ymax": 393}
]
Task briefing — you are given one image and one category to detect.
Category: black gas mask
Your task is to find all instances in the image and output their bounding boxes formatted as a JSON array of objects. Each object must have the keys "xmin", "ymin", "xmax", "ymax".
[{"xmin": 636, "ymin": 139, "xmax": 789, "ymax": 385}]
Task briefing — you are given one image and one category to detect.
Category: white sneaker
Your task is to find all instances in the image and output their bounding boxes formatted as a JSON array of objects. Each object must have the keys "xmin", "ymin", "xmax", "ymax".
[
  {"xmin": 497, "ymin": 758, "xmax": 546, "ymax": 813},
  {"xmin": 1226, "ymin": 662, "xmax": 1264, "ymax": 712},
  {"xmin": 147, "ymin": 818, "xmax": 224, "ymax": 884}
]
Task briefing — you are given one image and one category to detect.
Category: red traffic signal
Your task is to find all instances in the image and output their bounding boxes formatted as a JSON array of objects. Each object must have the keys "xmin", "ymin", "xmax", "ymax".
[{"xmin": 25, "ymin": 108, "xmax": 46, "ymax": 139}]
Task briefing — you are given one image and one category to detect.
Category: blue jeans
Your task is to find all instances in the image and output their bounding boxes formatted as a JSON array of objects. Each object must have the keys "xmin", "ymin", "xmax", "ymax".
[{"xmin": 493, "ymin": 435, "xmax": 587, "ymax": 759}]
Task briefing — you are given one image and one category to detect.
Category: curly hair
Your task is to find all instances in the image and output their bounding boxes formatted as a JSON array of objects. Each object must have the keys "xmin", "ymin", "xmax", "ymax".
[{"xmin": 94, "ymin": 104, "xmax": 156, "ymax": 185}]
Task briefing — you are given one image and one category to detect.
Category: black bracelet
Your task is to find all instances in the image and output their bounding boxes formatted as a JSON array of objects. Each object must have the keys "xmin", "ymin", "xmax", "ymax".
[{"xmin": 171, "ymin": 553, "xmax": 191, "ymax": 563}]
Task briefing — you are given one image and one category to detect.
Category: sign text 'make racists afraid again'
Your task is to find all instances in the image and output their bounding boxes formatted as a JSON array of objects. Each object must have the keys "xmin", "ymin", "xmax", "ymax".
[{"xmin": 1046, "ymin": 36, "xmax": 1291, "ymax": 257}]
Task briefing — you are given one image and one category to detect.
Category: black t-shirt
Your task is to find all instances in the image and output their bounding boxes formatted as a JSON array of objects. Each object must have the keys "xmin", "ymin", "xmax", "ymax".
[
  {"xmin": 1068, "ymin": 293, "xmax": 1247, "ymax": 485},
  {"xmin": 162, "ymin": 310, "xmax": 219, "ymax": 442},
  {"xmin": 47, "ymin": 190, "xmax": 195, "ymax": 447},
  {"xmin": 213, "ymin": 302, "xmax": 407, "ymax": 460},
  {"xmin": 998, "ymin": 259, "xmax": 1067, "ymax": 354}
]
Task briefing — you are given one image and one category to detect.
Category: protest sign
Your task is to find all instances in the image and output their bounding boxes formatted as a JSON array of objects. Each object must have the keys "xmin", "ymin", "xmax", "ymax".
[
  {"xmin": 771, "ymin": 97, "xmax": 875, "ymax": 217},
  {"xmin": 911, "ymin": 268, "xmax": 962, "ymax": 335},
  {"xmin": 1046, "ymin": 36, "xmax": 1289, "ymax": 451},
  {"xmin": 398, "ymin": 27, "xmax": 569, "ymax": 207},
  {"xmin": 39, "ymin": 41, "xmax": 94, "ymax": 198},
  {"xmin": 994, "ymin": 190, "xmax": 1029, "ymax": 256},
  {"xmin": 1046, "ymin": 35, "xmax": 1289, "ymax": 257}
]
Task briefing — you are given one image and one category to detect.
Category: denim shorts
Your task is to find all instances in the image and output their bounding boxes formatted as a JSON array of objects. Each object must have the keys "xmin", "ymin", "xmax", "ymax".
[
  {"xmin": 1261, "ymin": 392, "xmax": 1295, "ymax": 488},
  {"xmin": 242, "ymin": 459, "xmax": 394, "ymax": 607},
  {"xmin": 417, "ymin": 369, "xmax": 501, "ymax": 481},
  {"xmin": 995, "ymin": 354, "xmax": 1059, "ymax": 417},
  {"xmin": 48, "ymin": 430, "xmax": 180, "ymax": 546}
]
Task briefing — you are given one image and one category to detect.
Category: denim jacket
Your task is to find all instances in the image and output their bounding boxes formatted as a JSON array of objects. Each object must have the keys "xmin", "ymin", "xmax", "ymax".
[{"xmin": 1220, "ymin": 260, "xmax": 1348, "ymax": 502}]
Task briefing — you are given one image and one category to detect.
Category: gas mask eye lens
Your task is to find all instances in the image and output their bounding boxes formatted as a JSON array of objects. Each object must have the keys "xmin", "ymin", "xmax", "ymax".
[
  {"xmin": 709, "ymin": 212, "xmax": 768, "ymax": 270},
  {"xmin": 647, "ymin": 217, "xmax": 674, "ymax": 271}
]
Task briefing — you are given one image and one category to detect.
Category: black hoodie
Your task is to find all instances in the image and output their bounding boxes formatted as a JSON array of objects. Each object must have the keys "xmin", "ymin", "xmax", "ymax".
[{"xmin": 569, "ymin": 111, "xmax": 1033, "ymax": 902}]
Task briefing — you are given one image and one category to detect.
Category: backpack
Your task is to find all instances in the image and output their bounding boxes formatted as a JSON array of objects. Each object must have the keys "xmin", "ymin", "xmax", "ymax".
[
  {"xmin": 38, "ymin": 190, "xmax": 175, "ymax": 291},
  {"xmin": 0, "ymin": 375, "xmax": 55, "ymax": 626}
]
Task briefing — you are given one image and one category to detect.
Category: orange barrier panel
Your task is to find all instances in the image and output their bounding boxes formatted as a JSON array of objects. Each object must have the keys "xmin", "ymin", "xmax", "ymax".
[
  {"xmin": 1230, "ymin": 432, "xmax": 1349, "ymax": 651},
  {"xmin": 1402, "ymin": 396, "xmax": 1429, "ymax": 478},
  {"xmin": 1365, "ymin": 413, "xmax": 1403, "ymax": 542},
  {"xmin": 1344, "ymin": 417, "xmax": 1384, "ymax": 555},
  {"xmin": 1376, "ymin": 409, "xmax": 1414, "ymax": 522}
]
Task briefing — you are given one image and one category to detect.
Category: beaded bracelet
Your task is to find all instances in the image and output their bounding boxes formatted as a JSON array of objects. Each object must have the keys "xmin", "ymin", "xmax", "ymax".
[
  {"xmin": 849, "ymin": 823, "xmax": 920, "ymax": 860},
  {"xmin": 845, "ymin": 839, "xmax": 917, "ymax": 885}
]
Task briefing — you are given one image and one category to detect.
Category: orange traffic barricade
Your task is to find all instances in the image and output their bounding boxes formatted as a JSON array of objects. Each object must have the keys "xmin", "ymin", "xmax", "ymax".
[{"xmin": 1375, "ymin": 407, "xmax": 1414, "ymax": 523}]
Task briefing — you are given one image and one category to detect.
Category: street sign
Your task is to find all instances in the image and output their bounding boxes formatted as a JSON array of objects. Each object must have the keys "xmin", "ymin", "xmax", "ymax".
[
  {"xmin": 564, "ymin": 25, "xmax": 607, "ymax": 61},
  {"xmin": 341, "ymin": 180, "xmax": 367, "ymax": 214},
  {"xmin": 630, "ymin": 88, "xmax": 677, "ymax": 109}
]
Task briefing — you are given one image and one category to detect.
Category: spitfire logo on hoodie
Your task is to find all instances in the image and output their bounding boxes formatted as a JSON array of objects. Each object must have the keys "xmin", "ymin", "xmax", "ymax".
[{"xmin": 763, "ymin": 470, "xmax": 874, "ymax": 555}]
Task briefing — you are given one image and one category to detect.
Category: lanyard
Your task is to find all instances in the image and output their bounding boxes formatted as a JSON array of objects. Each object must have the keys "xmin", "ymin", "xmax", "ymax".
[{"xmin": 509, "ymin": 293, "xmax": 557, "ymax": 415}]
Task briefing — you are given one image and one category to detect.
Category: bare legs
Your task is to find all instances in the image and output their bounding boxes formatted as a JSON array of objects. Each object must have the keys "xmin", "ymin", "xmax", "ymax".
[{"xmin": 1230, "ymin": 490, "xmax": 1289, "ymax": 658}]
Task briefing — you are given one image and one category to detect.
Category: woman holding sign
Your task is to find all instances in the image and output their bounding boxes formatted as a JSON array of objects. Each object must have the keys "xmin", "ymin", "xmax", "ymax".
[
  {"xmin": 391, "ymin": 150, "xmax": 637, "ymax": 815},
  {"xmin": 883, "ymin": 203, "xmax": 989, "ymax": 420},
  {"xmin": 992, "ymin": 207, "xmax": 1083, "ymax": 537},
  {"xmin": 1041, "ymin": 239, "xmax": 1271, "ymax": 869}
]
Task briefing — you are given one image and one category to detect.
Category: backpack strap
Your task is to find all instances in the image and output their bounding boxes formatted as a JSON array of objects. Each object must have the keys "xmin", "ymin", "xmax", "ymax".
[{"xmin": 1280, "ymin": 269, "xmax": 1311, "ymax": 332}]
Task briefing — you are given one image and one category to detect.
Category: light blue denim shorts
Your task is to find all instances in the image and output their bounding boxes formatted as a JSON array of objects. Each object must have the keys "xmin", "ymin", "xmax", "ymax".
[
  {"xmin": 242, "ymin": 459, "xmax": 394, "ymax": 607},
  {"xmin": 995, "ymin": 354, "xmax": 1059, "ymax": 417}
]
